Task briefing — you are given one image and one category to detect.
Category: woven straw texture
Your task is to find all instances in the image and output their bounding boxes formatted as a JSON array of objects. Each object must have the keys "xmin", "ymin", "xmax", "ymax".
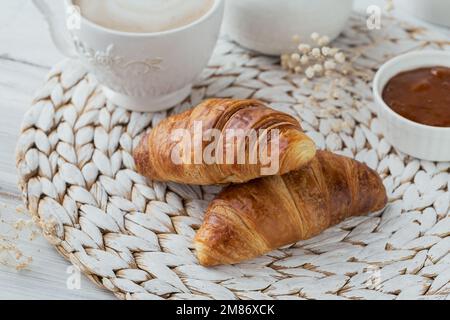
[{"xmin": 16, "ymin": 15, "xmax": 450, "ymax": 300}]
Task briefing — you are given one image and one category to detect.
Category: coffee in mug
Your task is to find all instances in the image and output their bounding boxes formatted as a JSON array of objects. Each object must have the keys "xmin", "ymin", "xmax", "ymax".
[
  {"xmin": 34, "ymin": 0, "xmax": 224, "ymax": 112},
  {"xmin": 74, "ymin": 0, "xmax": 215, "ymax": 33}
]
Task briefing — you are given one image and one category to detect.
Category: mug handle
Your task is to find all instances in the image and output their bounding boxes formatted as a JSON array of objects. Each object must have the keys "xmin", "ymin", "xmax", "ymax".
[{"xmin": 32, "ymin": 0, "xmax": 78, "ymax": 58}]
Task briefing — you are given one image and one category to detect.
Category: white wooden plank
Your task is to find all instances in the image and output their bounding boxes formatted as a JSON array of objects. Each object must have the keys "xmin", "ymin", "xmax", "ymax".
[
  {"xmin": 0, "ymin": 202, "xmax": 114, "ymax": 300},
  {"xmin": 0, "ymin": 0, "xmax": 112, "ymax": 300},
  {"xmin": 0, "ymin": 0, "xmax": 64, "ymax": 67},
  {"xmin": 0, "ymin": 60, "xmax": 48, "ymax": 198}
]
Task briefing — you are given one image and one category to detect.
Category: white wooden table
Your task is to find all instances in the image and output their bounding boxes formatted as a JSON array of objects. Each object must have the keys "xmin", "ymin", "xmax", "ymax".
[{"xmin": 0, "ymin": 0, "xmax": 448, "ymax": 300}]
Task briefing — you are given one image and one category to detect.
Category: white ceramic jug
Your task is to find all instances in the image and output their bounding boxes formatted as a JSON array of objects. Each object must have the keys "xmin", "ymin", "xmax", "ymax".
[
  {"xmin": 32, "ymin": 0, "xmax": 224, "ymax": 112},
  {"xmin": 224, "ymin": 0, "xmax": 354, "ymax": 56}
]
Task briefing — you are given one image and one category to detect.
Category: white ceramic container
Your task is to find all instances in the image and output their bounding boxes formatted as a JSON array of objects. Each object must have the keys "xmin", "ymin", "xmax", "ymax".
[
  {"xmin": 397, "ymin": 0, "xmax": 450, "ymax": 28},
  {"xmin": 33, "ymin": 0, "xmax": 224, "ymax": 112},
  {"xmin": 373, "ymin": 51, "xmax": 450, "ymax": 162},
  {"xmin": 223, "ymin": 0, "xmax": 354, "ymax": 56}
]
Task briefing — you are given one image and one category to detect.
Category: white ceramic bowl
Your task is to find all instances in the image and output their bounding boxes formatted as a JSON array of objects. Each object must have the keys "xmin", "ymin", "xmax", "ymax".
[
  {"xmin": 373, "ymin": 51, "xmax": 450, "ymax": 162},
  {"xmin": 223, "ymin": 0, "xmax": 354, "ymax": 56},
  {"xmin": 397, "ymin": 0, "xmax": 450, "ymax": 28}
]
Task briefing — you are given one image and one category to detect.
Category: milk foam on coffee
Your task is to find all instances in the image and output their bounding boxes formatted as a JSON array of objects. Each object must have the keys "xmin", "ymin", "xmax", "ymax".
[{"xmin": 75, "ymin": 0, "xmax": 215, "ymax": 33}]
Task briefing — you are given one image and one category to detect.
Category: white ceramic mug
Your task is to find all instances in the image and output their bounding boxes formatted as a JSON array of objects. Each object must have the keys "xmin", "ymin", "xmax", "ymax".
[
  {"xmin": 224, "ymin": 0, "xmax": 353, "ymax": 56},
  {"xmin": 397, "ymin": 0, "xmax": 450, "ymax": 28},
  {"xmin": 33, "ymin": 0, "xmax": 224, "ymax": 112}
]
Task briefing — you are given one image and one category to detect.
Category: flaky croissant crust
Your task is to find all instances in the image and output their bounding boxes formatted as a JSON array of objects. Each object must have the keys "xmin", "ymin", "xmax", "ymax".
[
  {"xmin": 195, "ymin": 151, "xmax": 388, "ymax": 266},
  {"xmin": 134, "ymin": 99, "xmax": 316, "ymax": 185}
]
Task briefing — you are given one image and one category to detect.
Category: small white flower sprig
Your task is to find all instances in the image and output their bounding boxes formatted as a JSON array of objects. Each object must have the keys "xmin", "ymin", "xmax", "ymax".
[
  {"xmin": 385, "ymin": 0, "xmax": 394, "ymax": 12},
  {"xmin": 281, "ymin": 33, "xmax": 347, "ymax": 79}
]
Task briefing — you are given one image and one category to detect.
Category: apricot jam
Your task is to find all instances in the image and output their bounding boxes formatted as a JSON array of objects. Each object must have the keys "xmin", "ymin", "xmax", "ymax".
[{"xmin": 382, "ymin": 67, "xmax": 450, "ymax": 127}]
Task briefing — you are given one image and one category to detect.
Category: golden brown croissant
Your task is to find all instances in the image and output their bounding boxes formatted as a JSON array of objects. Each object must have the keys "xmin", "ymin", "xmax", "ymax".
[
  {"xmin": 195, "ymin": 151, "xmax": 387, "ymax": 266},
  {"xmin": 134, "ymin": 99, "xmax": 316, "ymax": 185}
]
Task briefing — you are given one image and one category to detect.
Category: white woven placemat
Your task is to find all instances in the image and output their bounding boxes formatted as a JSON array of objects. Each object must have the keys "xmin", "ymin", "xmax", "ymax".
[{"xmin": 16, "ymin": 15, "xmax": 450, "ymax": 300}]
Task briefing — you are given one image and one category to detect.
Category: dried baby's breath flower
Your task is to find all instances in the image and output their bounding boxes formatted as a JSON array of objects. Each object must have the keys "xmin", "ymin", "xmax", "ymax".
[
  {"xmin": 310, "ymin": 32, "xmax": 320, "ymax": 42},
  {"xmin": 15, "ymin": 205, "xmax": 26, "ymax": 215},
  {"xmin": 298, "ymin": 44, "xmax": 311, "ymax": 54},
  {"xmin": 15, "ymin": 250, "xmax": 23, "ymax": 260},
  {"xmin": 313, "ymin": 64, "xmax": 324, "ymax": 74},
  {"xmin": 15, "ymin": 257, "xmax": 33, "ymax": 271},
  {"xmin": 287, "ymin": 60, "xmax": 296, "ymax": 70},
  {"xmin": 321, "ymin": 46, "xmax": 331, "ymax": 56},
  {"xmin": 324, "ymin": 60, "xmax": 337, "ymax": 70},
  {"xmin": 294, "ymin": 66, "xmax": 302, "ymax": 74},
  {"xmin": 0, "ymin": 238, "xmax": 33, "ymax": 271},
  {"xmin": 281, "ymin": 32, "xmax": 349, "ymax": 79},
  {"xmin": 317, "ymin": 36, "xmax": 330, "ymax": 46},
  {"xmin": 385, "ymin": 0, "xmax": 394, "ymax": 12},
  {"xmin": 14, "ymin": 219, "xmax": 34, "ymax": 231},
  {"xmin": 305, "ymin": 66, "xmax": 315, "ymax": 79},
  {"xmin": 292, "ymin": 34, "xmax": 301, "ymax": 43},
  {"xmin": 291, "ymin": 53, "xmax": 301, "ymax": 62},
  {"xmin": 311, "ymin": 48, "xmax": 321, "ymax": 58},
  {"xmin": 40, "ymin": 217, "xmax": 59, "ymax": 238},
  {"xmin": 329, "ymin": 48, "xmax": 340, "ymax": 56},
  {"xmin": 335, "ymin": 52, "xmax": 346, "ymax": 64},
  {"xmin": 0, "ymin": 203, "xmax": 38, "ymax": 271},
  {"xmin": 29, "ymin": 230, "xmax": 40, "ymax": 241},
  {"xmin": 300, "ymin": 55, "xmax": 309, "ymax": 65}
]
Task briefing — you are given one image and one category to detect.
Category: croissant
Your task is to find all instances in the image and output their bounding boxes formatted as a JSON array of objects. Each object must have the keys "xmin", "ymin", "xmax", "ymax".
[
  {"xmin": 134, "ymin": 99, "xmax": 316, "ymax": 185},
  {"xmin": 195, "ymin": 151, "xmax": 388, "ymax": 266}
]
